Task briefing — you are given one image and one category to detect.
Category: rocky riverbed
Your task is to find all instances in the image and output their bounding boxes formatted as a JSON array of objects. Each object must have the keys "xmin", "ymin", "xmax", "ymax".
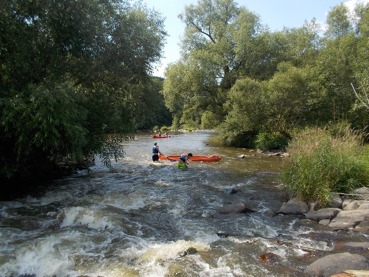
[{"xmin": 272, "ymin": 186, "xmax": 369, "ymax": 276}]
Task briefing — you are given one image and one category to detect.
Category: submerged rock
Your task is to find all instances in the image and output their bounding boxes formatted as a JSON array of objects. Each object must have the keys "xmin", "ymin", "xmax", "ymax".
[
  {"xmin": 224, "ymin": 188, "xmax": 241, "ymax": 195},
  {"xmin": 178, "ymin": 247, "xmax": 198, "ymax": 257},
  {"xmin": 259, "ymin": 252, "xmax": 279, "ymax": 263},
  {"xmin": 217, "ymin": 202, "xmax": 256, "ymax": 214}
]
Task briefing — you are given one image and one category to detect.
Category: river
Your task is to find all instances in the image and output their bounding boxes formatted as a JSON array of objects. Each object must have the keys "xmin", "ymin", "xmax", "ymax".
[{"xmin": 0, "ymin": 131, "xmax": 366, "ymax": 276}]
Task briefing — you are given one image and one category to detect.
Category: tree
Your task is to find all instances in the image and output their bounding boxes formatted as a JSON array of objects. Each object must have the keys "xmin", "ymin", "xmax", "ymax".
[
  {"xmin": 266, "ymin": 63, "xmax": 325, "ymax": 132},
  {"xmin": 325, "ymin": 4, "xmax": 353, "ymax": 39},
  {"xmin": 163, "ymin": 0, "xmax": 263, "ymax": 128},
  {"xmin": 220, "ymin": 77, "xmax": 268, "ymax": 146},
  {"xmin": 163, "ymin": 58, "xmax": 223, "ymax": 129},
  {"xmin": 0, "ymin": 0, "xmax": 167, "ymax": 184},
  {"xmin": 317, "ymin": 39, "xmax": 357, "ymax": 122}
]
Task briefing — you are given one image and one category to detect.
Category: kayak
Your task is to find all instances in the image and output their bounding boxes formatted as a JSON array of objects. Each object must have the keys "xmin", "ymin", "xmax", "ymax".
[
  {"xmin": 152, "ymin": 135, "xmax": 171, "ymax": 138},
  {"xmin": 159, "ymin": 154, "xmax": 221, "ymax": 162}
]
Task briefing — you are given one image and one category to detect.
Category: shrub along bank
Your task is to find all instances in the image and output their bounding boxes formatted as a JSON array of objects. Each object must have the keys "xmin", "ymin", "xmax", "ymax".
[{"xmin": 281, "ymin": 126, "xmax": 369, "ymax": 206}]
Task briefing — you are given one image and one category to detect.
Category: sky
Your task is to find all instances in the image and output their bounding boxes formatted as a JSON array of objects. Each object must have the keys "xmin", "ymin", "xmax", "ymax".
[{"xmin": 142, "ymin": 0, "xmax": 369, "ymax": 77}]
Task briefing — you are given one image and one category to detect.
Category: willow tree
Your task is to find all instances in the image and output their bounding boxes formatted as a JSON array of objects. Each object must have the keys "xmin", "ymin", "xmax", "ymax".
[
  {"xmin": 163, "ymin": 0, "xmax": 263, "ymax": 129},
  {"xmin": 0, "ymin": 0, "xmax": 166, "ymax": 184},
  {"xmin": 315, "ymin": 4, "xmax": 358, "ymax": 124},
  {"xmin": 347, "ymin": 3, "xmax": 369, "ymax": 130}
]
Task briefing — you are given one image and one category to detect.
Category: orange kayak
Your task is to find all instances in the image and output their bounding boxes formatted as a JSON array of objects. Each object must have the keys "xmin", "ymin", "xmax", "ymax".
[
  {"xmin": 152, "ymin": 135, "xmax": 171, "ymax": 138},
  {"xmin": 159, "ymin": 154, "xmax": 221, "ymax": 162}
]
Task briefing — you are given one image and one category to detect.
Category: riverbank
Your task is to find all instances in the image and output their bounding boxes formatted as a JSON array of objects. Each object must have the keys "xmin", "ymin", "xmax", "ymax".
[{"xmin": 270, "ymin": 185, "xmax": 369, "ymax": 276}]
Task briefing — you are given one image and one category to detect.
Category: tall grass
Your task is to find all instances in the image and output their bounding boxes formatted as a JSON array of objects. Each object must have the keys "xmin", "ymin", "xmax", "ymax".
[{"xmin": 281, "ymin": 126, "xmax": 369, "ymax": 206}]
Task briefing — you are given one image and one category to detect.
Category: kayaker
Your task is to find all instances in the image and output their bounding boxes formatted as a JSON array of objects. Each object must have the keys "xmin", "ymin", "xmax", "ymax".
[
  {"xmin": 178, "ymin": 152, "xmax": 193, "ymax": 169},
  {"xmin": 152, "ymin": 142, "xmax": 162, "ymax": 162}
]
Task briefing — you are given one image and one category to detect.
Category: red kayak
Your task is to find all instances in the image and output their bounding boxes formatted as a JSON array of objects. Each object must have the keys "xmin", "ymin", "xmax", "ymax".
[
  {"xmin": 159, "ymin": 154, "xmax": 221, "ymax": 162},
  {"xmin": 152, "ymin": 135, "xmax": 171, "ymax": 138}
]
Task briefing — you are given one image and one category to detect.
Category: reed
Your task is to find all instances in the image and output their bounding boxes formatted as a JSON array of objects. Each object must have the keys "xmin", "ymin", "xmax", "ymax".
[{"xmin": 281, "ymin": 126, "xmax": 369, "ymax": 206}]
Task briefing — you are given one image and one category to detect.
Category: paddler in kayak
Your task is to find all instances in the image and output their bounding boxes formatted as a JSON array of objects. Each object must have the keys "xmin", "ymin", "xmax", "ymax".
[
  {"xmin": 152, "ymin": 142, "xmax": 163, "ymax": 162},
  {"xmin": 178, "ymin": 152, "xmax": 193, "ymax": 169}
]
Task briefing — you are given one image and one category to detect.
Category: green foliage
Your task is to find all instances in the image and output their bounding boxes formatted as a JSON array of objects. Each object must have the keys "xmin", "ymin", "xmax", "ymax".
[
  {"xmin": 220, "ymin": 77, "xmax": 268, "ymax": 146},
  {"xmin": 255, "ymin": 132, "xmax": 290, "ymax": 151},
  {"xmin": 220, "ymin": 63, "xmax": 325, "ymax": 146},
  {"xmin": 325, "ymin": 4, "xmax": 353, "ymax": 39},
  {"xmin": 163, "ymin": 0, "xmax": 369, "ymax": 148},
  {"xmin": 281, "ymin": 127, "xmax": 369, "ymax": 206},
  {"xmin": 201, "ymin": 111, "xmax": 223, "ymax": 130},
  {"xmin": 163, "ymin": 0, "xmax": 264, "ymax": 128},
  {"xmin": 99, "ymin": 135, "xmax": 126, "ymax": 170},
  {"xmin": 0, "ymin": 0, "xmax": 167, "ymax": 184},
  {"xmin": 1, "ymin": 81, "xmax": 87, "ymax": 178},
  {"xmin": 266, "ymin": 62, "xmax": 326, "ymax": 131},
  {"xmin": 160, "ymin": 126, "xmax": 171, "ymax": 132}
]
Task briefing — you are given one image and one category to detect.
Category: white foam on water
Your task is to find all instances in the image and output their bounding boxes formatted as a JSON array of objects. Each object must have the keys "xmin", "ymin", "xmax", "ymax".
[
  {"xmin": 60, "ymin": 206, "xmax": 116, "ymax": 230},
  {"xmin": 187, "ymin": 253, "xmax": 247, "ymax": 277},
  {"xmin": 99, "ymin": 192, "xmax": 147, "ymax": 211},
  {"xmin": 0, "ymin": 235, "xmax": 74, "ymax": 277},
  {"xmin": 117, "ymin": 239, "xmax": 211, "ymax": 276},
  {"xmin": 154, "ymin": 179, "xmax": 171, "ymax": 187},
  {"xmin": 26, "ymin": 191, "xmax": 73, "ymax": 206},
  {"xmin": 0, "ymin": 200, "xmax": 24, "ymax": 209}
]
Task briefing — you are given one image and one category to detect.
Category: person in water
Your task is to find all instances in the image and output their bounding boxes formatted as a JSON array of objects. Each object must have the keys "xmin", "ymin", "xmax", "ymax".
[
  {"xmin": 178, "ymin": 152, "xmax": 193, "ymax": 169},
  {"xmin": 152, "ymin": 142, "xmax": 162, "ymax": 162}
]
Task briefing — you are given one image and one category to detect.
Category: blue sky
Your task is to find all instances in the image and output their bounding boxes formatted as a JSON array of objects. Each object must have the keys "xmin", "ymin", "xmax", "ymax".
[{"xmin": 142, "ymin": 0, "xmax": 369, "ymax": 77}]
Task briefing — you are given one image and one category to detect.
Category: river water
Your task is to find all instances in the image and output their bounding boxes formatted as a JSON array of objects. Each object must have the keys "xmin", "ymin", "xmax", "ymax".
[{"xmin": 0, "ymin": 131, "xmax": 366, "ymax": 276}]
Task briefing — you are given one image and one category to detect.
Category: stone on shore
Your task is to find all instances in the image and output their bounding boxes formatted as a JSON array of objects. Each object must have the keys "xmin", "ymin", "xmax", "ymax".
[
  {"xmin": 305, "ymin": 208, "xmax": 341, "ymax": 221},
  {"xmin": 304, "ymin": 252, "xmax": 369, "ymax": 277},
  {"xmin": 277, "ymin": 198, "xmax": 309, "ymax": 214},
  {"xmin": 328, "ymin": 209, "xmax": 369, "ymax": 230}
]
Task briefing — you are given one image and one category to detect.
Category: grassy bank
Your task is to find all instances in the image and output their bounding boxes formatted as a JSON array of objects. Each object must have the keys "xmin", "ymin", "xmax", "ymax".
[{"xmin": 281, "ymin": 127, "xmax": 369, "ymax": 206}]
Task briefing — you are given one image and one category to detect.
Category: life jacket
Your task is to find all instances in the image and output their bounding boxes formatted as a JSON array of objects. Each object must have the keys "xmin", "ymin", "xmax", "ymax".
[
  {"xmin": 152, "ymin": 146, "xmax": 159, "ymax": 154},
  {"xmin": 179, "ymin": 152, "xmax": 187, "ymax": 162}
]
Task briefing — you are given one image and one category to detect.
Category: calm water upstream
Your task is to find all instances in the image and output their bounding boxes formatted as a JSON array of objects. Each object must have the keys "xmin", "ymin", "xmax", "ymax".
[{"xmin": 0, "ymin": 131, "xmax": 366, "ymax": 276}]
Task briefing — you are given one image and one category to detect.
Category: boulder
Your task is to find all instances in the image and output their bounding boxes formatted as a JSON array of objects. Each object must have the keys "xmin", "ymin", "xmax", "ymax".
[
  {"xmin": 343, "ymin": 200, "xmax": 365, "ymax": 210},
  {"xmin": 329, "ymin": 192, "xmax": 343, "ymax": 208},
  {"xmin": 334, "ymin": 241, "xmax": 369, "ymax": 250},
  {"xmin": 319, "ymin": 219, "xmax": 331, "ymax": 226},
  {"xmin": 332, "ymin": 270, "xmax": 369, "ymax": 277},
  {"xmin": 224, "ymin": 188, "xmax": 241, "ymax": 195},
  {"xmin": 305, "ymin": 208, "xmax": 341, "ymax": 221},
  {"xmin": 278, "ymin": 198, "xmax": 309, "ymax": 215},
  {"xmin": 304, "ymin": 252, "xmax": 369, "ymax": 277},
  {"xmin": 342, "ymin": 199, "xmax": 354, "ymax": 209},
  {"xmin": 328, "ymin": 209, "xmax": 369, "ymax": 230},
  {"xmin": 353, "ymin": 220, "xmax": 369, "ymax": 233},
  {"xmin": 353, "ymin": 187, "xmax": 369, "ymax": 200},
  {"xmin": 217, "ymin": 202, "xmax": 256, "ymax": 214}
]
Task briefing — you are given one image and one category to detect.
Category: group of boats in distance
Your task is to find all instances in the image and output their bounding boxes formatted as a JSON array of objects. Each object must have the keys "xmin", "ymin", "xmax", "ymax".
[{"xmin": 152, "ymin": 133, "xmax": 221, "ymax": 162}]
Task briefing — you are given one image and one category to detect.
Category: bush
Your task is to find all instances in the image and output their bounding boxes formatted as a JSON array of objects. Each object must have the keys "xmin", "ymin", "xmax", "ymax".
[
  {"xmin": 281, "ymin": 127, "xmax": 369, "ymax": 206},
  {"xmin": 255, "ymin": 132, "xmax": 290, "ymax": 151}
]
